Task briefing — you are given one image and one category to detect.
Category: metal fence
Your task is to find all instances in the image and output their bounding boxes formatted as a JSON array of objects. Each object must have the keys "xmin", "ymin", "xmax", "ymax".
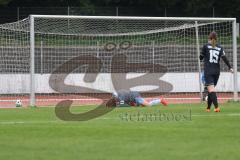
[{"xmin": 0, "ymin": 6, "xmax": 232, "ymax": 24}]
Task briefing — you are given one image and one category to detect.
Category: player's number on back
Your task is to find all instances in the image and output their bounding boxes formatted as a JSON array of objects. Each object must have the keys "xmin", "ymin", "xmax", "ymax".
[{"xmin": 209, "ymin": 50, "xmax": 220, "ymax": 63}]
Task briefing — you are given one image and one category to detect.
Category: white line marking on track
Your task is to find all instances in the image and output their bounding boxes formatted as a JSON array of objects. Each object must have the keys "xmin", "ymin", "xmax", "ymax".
[{"xmin": 0, "ymin": 97, "xmax": 235, "ymax": 102}]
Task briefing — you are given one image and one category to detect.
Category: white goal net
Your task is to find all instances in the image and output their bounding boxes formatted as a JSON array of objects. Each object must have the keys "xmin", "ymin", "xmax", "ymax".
[{"xmin": 0, "ymin": 15, "xmax": 238, "ymax": 107}]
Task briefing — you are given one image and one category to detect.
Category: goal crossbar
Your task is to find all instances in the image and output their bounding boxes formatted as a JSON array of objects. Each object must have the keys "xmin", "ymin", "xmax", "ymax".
[{"xmin": 30, "ymin": 15, "xmax": 236, "ymax": 22}]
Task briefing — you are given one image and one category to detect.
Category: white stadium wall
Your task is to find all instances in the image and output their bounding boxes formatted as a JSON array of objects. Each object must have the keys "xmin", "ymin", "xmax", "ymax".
[{"xmin": 0, "ymin": 72, "xmax": 239, "ymax": 94}]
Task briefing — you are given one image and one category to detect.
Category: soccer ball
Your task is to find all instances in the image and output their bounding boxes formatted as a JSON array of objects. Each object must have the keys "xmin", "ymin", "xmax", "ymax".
[{"xmin": 15, "ymin": 99, "xmax": 22, "ymax": 107}]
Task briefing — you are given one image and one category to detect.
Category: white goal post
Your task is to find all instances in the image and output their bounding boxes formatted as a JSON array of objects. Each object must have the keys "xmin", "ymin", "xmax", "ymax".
[{"xmin": 0, "ymin": 15, "xmax": 238, "ymax": 107}]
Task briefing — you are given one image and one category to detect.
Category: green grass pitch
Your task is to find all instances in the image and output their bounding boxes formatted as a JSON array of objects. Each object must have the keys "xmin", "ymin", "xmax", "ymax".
[{"xmin": 0, "ymin": 102, "xmax": 240, "ymax": 160}]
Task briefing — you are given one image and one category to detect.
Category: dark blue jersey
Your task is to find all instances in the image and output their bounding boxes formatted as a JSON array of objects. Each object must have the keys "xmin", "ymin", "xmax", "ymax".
[
  {"xmin": 200, "ymin": 43, "xmax": 225, "ymax": 75},
  {"xmin": 114, "ymin": 90, "xmax": 141, "ymax": 105}
]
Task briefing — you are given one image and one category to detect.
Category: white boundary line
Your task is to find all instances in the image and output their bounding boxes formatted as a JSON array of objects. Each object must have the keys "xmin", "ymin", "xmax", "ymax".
[{"xmin": 1, "ymin": 113, "xmax": 240, "ymax": 124}]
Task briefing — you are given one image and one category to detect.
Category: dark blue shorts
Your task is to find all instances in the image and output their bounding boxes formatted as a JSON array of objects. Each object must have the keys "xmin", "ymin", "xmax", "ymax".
[{"xmin": 204, "ymin": 74, "xmax": 220, "ymax": 86}]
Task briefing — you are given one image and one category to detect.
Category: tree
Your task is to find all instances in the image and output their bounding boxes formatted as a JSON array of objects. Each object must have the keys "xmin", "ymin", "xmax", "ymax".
[{"xmin": 0, "ymin": 0, "xmax": 11, "ymax": 6}]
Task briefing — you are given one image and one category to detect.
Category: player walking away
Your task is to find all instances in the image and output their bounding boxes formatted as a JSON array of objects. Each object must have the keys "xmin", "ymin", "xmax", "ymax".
[
  {"xmin": 105, "ymin": 90, "xmax": 168, "ymax": 107},
  {"xmin": 199, "ymin": 32, "xmax": 233, "ymax": 112}
]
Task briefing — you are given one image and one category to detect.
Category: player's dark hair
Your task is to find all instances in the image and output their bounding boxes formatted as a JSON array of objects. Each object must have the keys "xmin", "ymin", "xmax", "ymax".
[
  {"xmin": 208, "ymin": 31, "xmax": 217, "ymax": 47},
  {"xmin": 106, "ymin": 98, "xmax": 117, "ymax": 107}
]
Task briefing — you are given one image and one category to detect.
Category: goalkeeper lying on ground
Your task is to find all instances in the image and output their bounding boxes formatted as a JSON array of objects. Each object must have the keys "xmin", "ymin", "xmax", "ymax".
[{"xmin": 106, "ymin": 90, "xmax": 168, "ymax": 107}]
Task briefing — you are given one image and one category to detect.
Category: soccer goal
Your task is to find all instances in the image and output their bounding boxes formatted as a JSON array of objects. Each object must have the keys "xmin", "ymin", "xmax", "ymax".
[{"xmin": 0, "ymin": 15, "xmax": 238, "ymax": 107}]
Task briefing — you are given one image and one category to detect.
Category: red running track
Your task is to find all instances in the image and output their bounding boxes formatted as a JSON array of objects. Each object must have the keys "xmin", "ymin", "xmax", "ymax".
[{"xmin": 0, "ymin": 92, "xmax": 238, "ymax": 108}]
